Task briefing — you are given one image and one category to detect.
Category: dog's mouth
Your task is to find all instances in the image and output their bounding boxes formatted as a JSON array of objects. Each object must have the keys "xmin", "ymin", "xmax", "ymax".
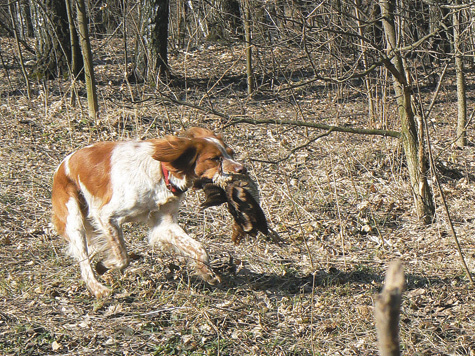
[
  {"xmin": 211, "ymin": 173, "xmax": 232, "ymax": 189},
  {"xmin": 193, "ymin": 172, "xmax": 232, "ymax": 190}
]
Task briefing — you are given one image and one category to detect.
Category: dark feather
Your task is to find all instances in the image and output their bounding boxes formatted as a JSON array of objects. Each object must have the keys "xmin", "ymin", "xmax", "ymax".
[
  {"xmin": 200, "ymin": 183, "xmax": 227, "ymax": 208},
  {"xmin": 199, "ymin": 174, "xmax": 268, "ymax": 244}
]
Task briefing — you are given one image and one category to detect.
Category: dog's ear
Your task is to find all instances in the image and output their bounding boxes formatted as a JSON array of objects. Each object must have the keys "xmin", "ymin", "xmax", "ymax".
[
  {"xmin": 183, "ymin": 127, "xmax": 215, "ymax": 139},
  {"xmin": 183, "ymin": 127, "xmax": 234, "ymax": 155},
  {"xmin": 151, "ymin": 136, "xmax": 198, "ymax": 171}
]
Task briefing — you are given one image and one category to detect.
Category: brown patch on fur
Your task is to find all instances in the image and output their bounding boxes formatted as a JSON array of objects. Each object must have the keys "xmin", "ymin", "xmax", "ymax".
[
  {"xmin": 67, "ymin": 142, "xmax": 115, "ymax": 208},
  {"xmin": 51, "ymin": 162, "xmax": 82, "ymax": 238},
  {"xmin": 151, "ymin": 134, "xmax": 240, "ymax": 180},
  {"xmin": 192, "ymin": 140, "xmax": 229, "ymax": 178},
  {"xmin": 183, "ymin": 127, "xmax": 215, "ymax": 139},
  {"xmin": 150, "ymin": 136, "xmax": 197, "ymax": 179},
  {"xmin": 52, "ymin": 142, "xmax": 115, "ymax": 237},
  {"xmin": 185, "ymin": 127, "xmax": 235, "ymax": 156}
]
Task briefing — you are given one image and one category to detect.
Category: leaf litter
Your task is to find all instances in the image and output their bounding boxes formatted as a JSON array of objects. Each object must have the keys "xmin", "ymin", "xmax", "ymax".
[{"xmin": 0, "ymin": 37, "xmax": 475, "ymax": 355}]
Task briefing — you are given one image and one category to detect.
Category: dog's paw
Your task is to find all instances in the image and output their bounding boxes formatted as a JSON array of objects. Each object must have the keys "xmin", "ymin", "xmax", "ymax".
[
  {"xmin": 88, "ymin": 281, "xmax": 112, "ymax": 299},
  {"xmin": 204, "ymin": 273, "xmax": 222, "ymax": 285},
  {"xmin": 195, "ymin": 265, "xmax": 222, "ymax": 285}
]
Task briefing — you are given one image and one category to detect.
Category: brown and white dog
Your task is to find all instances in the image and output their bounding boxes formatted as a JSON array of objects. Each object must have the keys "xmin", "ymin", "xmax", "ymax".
[{"xmin": 51, "ymin": 127, "xmax": 245, "ymax": 298}]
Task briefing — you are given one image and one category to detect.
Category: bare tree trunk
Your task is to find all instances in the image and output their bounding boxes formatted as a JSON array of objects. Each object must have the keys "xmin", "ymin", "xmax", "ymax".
[
  {"xmin": 65, "ymin": 0, "xmax": 84, "ymax": 106},
  {"xmin": 375, "ymin": 260, "xmax": 405, "ymax": 356},
  {"xmin": 152, "ymin": 0, "xmax": 170, "ymax": 79},
  {"xmin": 65, "ymin": 0, "xmax": 84, "ymax": 80},
  {"xmin": 132, "ymin": 0, "xmax": 170, "ymax": 83},
  {"xmin": 9, "ymin": 2, "xmax": 31, "ymax": 100},
  {"xmin": 206, "ymin": 0, "xmax": 242, "ymax": 41},
  {"xmin": 453, "ymin": 4, "xmax": 467, "ymax": 148},
  {"xmin": 379, "ymin": 0, "xmax": 435, "ymax": 224},
  {"xmin": 242, "ymin": 0, "xmax": 253, "ymax": 95},
  {"xmin": 17, "ymin": 0, "xmax": 34, "ymax": 39},
  {"xmin": 76, "ymin": 0, "xmax": 98, "ymax": 120},
  {"xmin": 30, "ymin": 0, "xmax": 71, "ymax": 79},
  {"xmin": 355, "ymin": 0, "xmax": 374, "ymax": 122}
]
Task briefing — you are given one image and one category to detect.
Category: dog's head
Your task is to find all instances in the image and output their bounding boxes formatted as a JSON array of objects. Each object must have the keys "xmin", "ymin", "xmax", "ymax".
[{"xmin": 152, "ymin": 127, "xmax": 245, "ymax": 183}]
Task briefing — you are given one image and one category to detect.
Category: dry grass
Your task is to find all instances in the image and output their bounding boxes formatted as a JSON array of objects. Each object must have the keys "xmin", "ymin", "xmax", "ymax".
[{"xmin": 1, "ymin": 37, "xmax": 475, "ymax": 355}]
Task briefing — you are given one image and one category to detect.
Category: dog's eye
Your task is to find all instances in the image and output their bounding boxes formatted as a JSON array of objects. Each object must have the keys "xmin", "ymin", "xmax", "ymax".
[{"xmin": 209, "ymin": 156, "xmax": 222, "ymax": 162}]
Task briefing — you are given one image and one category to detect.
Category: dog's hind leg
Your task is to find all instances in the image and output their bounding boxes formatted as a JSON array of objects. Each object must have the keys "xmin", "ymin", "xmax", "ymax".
[{"xmin": 64, "ymin": 198, "xmax": 111, "ymax": 298}]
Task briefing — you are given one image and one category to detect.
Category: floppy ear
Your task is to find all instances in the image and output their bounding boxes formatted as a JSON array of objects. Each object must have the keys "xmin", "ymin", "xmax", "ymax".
[
  {"xmin": 151, "ymin": 136, "xmax": 198, "ymax": 171},
  {"xmin": 183, "ymin": 127, "xmax": 215, "ymax": 139}
]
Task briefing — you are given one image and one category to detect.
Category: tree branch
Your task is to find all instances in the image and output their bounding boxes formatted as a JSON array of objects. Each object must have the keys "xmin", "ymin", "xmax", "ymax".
[
  {"xmin": 231, "ymin": 116, "xmax": 401, "ymax": 138},
  {"xmin": 156, "ymin": 94, "xmax": 402, "ymax": 139},
  {"xmin": 251, "ymin": 129, "xmax": 334, "ymax": 164}
]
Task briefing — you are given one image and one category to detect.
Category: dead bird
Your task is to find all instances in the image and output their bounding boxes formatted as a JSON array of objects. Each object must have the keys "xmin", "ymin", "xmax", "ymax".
[{"xmin": 196, "ymin": 173, "xmax": 269, "ymax": 244}]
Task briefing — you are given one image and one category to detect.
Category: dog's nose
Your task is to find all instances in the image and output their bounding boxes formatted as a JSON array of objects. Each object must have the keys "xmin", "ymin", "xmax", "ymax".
[{"xmin": 222, "ymin": 159, "xmax": 247, "ymax": 174}]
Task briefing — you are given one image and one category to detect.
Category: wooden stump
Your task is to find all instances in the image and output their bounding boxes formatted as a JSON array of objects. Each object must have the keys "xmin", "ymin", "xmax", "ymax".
[{"xmin": 375, "ymin": 260, "xmax": 405, "ymax": 356}]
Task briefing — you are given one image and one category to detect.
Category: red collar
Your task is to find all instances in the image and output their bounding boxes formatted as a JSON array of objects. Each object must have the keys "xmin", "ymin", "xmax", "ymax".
[{"xmin": 161, "ymin": 163, "xmax": 187, "ymax": 195}]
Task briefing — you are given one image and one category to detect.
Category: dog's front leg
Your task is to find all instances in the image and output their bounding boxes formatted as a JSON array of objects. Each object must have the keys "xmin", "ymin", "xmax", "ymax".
[{"xmin": 148, "ymin": 213, "xmax": 220, "ymax": 284}]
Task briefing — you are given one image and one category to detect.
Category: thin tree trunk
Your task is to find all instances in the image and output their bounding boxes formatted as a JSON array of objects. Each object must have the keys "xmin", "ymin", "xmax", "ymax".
[
  {"xmin": 242, "ymin": 0, "xmax": 253, "ymax": 95},
  {"xmin": 76, "ymin": 0, "xmax": 98, "ymax": 119},
  {"xmin": 453, "ymin": 4, "xmax": 467, "ymax": 148},
  {"xmin": 9, "ymin": 2, "xmax": 31, "ymax": 100},
  {"xmin": 30, "ymin": 0, "xmax": 71, "ymax": 79},
  {"xmin": 65, "ymin": 0, "xmax": 83, "ymax": 79},
  {"xmin": 65, "ymin": 0, "xmax": 84, "ymax": 106},
  {"xmin": 17, "ymin": 0, "xmax": 34, "ymax": 39},
  {"xmin": 151, "ymin": 0, "xmax": 169, "ymax": 80},
  {"xmin": 355, "ymin": 0, "xmax": 374, "ymax": 122},
  {"xmin": 379, "ymin": 0, "xmax": 435, "ymax": 224},
  {"xmin": 132, "ymin": 0, "xmax": 169, "ymax": 82}
]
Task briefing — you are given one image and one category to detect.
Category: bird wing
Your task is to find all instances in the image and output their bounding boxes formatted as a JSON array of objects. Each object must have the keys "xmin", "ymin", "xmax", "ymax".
[{"xmin": 226, "ymin": 182, "xmax": 269, "ymax": 237}]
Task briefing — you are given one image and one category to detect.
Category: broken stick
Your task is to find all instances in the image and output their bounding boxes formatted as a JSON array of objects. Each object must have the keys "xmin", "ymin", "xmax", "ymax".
[{"xmin": 374, "ymin": 260, "xmax": 405, "ymax": 356}]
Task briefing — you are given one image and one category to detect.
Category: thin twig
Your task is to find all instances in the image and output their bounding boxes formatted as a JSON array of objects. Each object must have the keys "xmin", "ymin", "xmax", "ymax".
[
  {"xmin": 330, "ymin": 153, "xmax": 346, "ymax": 268},
  {"xmin": 251, "ymin": 129, "xmax": 333, "ymax": 164}
]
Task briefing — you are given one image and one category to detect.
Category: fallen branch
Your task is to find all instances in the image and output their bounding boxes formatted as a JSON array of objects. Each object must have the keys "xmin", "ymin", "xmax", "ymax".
[
  {"xmin": 230, "ymin": 116, "xmax": 401, "ymax": 138},
  {"xmin": 251, "ymin": 129, "xmax": 334, "ymax": 164},
  {"xmin": 375, "ymin": 260, "xmax": 405, "ymax": 356},
  {"xmin": 156, "ymin": 94, "xmax": 402, "ymax": 139}
]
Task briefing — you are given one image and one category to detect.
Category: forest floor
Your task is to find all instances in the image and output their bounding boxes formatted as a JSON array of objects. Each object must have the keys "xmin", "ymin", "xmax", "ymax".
[{"xmin": 1, "ymin": 37, "xmax": 475, "ymax": 355}]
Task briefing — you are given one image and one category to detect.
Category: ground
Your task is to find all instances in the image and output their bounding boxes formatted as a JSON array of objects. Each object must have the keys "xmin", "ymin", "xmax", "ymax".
[{"xmin": 1, "ymin": 38, "xmax": 475, "ymax": 355}]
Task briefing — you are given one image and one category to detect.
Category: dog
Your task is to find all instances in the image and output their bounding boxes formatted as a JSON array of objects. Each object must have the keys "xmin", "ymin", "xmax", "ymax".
[{"xmin": 51, "ymin": 127, "xmax": 245, "ymax": 298}]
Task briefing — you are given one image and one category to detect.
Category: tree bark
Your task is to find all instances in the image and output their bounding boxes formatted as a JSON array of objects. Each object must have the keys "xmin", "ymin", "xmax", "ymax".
[
  {"xmin": 9, "ymin": 1, "xmax": 31, "ymax": 100},
  {"xmin": 379, "ymin": 0, "xmax": 435, "ymax": 224},
  {"xmin": 206, "ymin": 0, "xmax": 242, "ymax": 41},
  {"xmin": 242, "ymin": 0, "xmax": 253, "ymax": 95},
  {"xmin": 132, "ymin": 0, "xmax": 170, "ymax": 82},
  {"xmin": 76, "ymin": 0, "xmax": 98, "ymax": 119},
  {"xmin": 30, "ymin": 0, "xmax": 71, "ymax": 79},
  {"xmin": 65, "ymin": 0, "xmax": 84, "ymax": 80},
  {"xmin": 453, "ymin": 4, "xmax": 467, "ymax": 148},
  {"xmin": 17, "ymin": 0, "xmax": 34, "ymax": 39}
]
